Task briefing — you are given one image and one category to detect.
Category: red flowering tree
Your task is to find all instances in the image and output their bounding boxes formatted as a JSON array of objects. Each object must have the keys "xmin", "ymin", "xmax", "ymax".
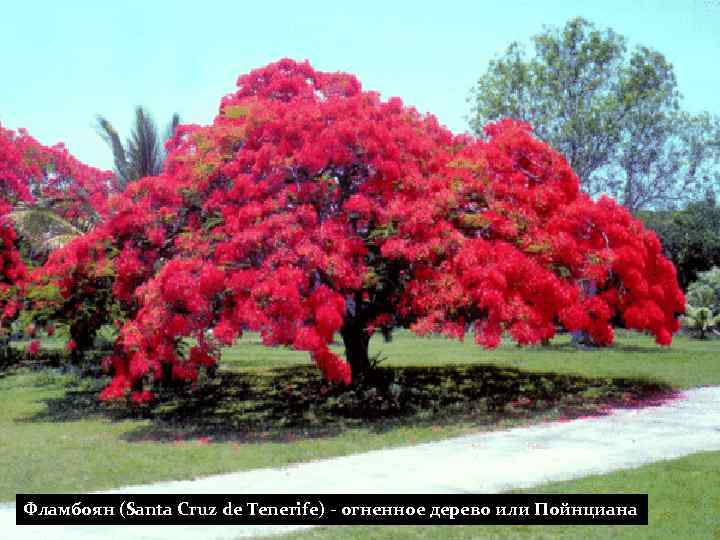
[
  {"xmin": 0, "ymin": 129, "xmax": 31, "ymax": 337},
  {"xmin": 0, "ymin": 125, "xmax": 115, "ymax": 350},
  {"xmin": 1, "ymin": 126, "xmax": 115, "ymax": 230},
  {"xmin": 37, "ymin": 59, "xmax": 684, "ymax": 403}
]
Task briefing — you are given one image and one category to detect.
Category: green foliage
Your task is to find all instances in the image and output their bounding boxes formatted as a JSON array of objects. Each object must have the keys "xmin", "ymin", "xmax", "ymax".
[
  {"xmin": 222, "ymin": 104, "xmax": 251, "ymax": 120},
  {"xmin": 640, "ymin": 202, "xmax": 720, "ymax": 288},
  {"xmin": 8, "ymin": 208, "xmax": 81, "ymax": 264},
  {"xmin": 682, "ymin": 306, "xmax": 720, "ymax": 339},
  {"xmin": 682, "ymin": 267, "xmax": 720, "ymax": 339},
  {"xmin": 687, "ymin": 285, "xmax": 716, "ymax": 310},
  {"xmin": 686, "ymin": 267, "xmax": 720, "ymax": 310},
  {"xmin": 469, "ymin": 17, "xmax": 720, "ymax": 211}
]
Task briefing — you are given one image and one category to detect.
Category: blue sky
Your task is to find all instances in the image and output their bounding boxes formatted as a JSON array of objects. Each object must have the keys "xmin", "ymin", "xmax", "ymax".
[{"xmin": 1, "ymin": 0, "xmax": 718, "ymax": 171}]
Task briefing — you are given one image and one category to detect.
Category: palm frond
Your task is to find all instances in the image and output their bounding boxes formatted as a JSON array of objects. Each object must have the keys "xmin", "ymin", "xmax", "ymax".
[
  {"xmin": 127, "ymin": 106, "xmax": 163, "ymax": 180},
  {"xmin": 166, "ymin": 112, "xmax": 180, "ymax": 142},
  {"xmin": 95, "ymin": 116, "xmax": 130, "ymax": 188},
  {"xmin": 96, "ymin": 107, "xmax": 179, "ymax": 188}
]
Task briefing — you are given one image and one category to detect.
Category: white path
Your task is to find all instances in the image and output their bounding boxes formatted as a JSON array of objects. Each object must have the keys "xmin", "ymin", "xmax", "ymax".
[{"xmin": 2, "ymin": 386, "xmax": 720, "ymax": 540}]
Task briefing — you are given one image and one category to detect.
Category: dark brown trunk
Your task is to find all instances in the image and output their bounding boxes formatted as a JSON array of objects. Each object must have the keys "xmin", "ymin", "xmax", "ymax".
[
  {"xmin": 0, "ymin": 336, "xmax": 13, "ymax": 368},
  {"xmin": 341, "ymin": 322, "xmax": 371, "ymax": 381},
  {"xmin": 69, "ymin": 323, "xmax": 94, "ymax": 364},
  {"xmin": 161, "ymin": 362, "xmax": 174, "ymax": 385}
]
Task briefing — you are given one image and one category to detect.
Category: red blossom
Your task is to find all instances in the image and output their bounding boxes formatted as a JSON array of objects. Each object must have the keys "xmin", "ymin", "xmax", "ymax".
[
  {"xmin": 1, "ymin": 123, "xmax": 114, "ymax": 342},
  {"xmin": 28, "ymin": 339, "xmax": 40, "ymax": 355},
  {"xmin": 28, "ymin": 60, "xmax": 684, "ymax": 403}
]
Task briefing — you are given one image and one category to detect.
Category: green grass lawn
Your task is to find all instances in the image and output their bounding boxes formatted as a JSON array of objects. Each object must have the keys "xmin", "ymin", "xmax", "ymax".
[
  {"xmin": 0, "ymin": 331, "xmax": 718, "ymax": 502},
  {"xmin": 269, "ymin": 450, "xmax": 720, "ymax": 540},
  {"xmin": 360, "ymin": 330, "xmax": 720, "ymax": 389}
]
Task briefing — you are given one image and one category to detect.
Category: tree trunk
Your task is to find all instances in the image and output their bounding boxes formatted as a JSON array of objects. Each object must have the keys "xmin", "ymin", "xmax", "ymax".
[
  {"xmin": 572, "ymin": 279, "xmax": 599, "ymax": 348},
  {"xmin": 0, "ymin": 335, "xmax": 12, "ymax": 368},
  {"xmin": 341, "ymin": 322, "xmax": 371, "ymax": 381},
  {"xmin": 69, "ymin": 322, "xmax": 95, "ymax": 364},
  {"xmin": 161, "ymin": 362, "xmax": 174, "ymax": 385}
]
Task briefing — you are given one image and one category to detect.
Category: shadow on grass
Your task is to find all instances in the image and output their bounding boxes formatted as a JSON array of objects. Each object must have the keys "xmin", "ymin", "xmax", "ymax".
[
  {"xmin": 20, "ymin": 362, "xmax": 675, "ymax": 445},
  {"xmin": 536, "ymin": 342, "xmax": 669, "ymax": 354}
]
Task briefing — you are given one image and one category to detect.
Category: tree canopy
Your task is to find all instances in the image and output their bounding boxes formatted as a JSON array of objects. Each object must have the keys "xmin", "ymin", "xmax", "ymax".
[
  {"xmin": 468, "ymin": 17, "xmax": 720, "ymax": 212},
  {"xmin": 30, "ymin": 59, "xmax": 685, "ymax": 404},
  {"xmin": 0, "ymin": 124, "xmax": 114, "ymax": 340}
]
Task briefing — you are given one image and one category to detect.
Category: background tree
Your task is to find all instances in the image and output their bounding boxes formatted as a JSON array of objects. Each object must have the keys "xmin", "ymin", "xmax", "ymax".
[
  {"xmin": 0, "ymin": 124, "xmax": 113, "ymax": 363},
  {"xmin": 9, "ymin": 207, "xmax": 81, "ymax": 262},
  {"xmin": 611, "ymin": 110, "xmax": 720, "ymax": 212},
  {"xmin": 682, "ymin": 305, "xmax": 720, "ymax": 339},
  {"xmin": 96, "ymin": 107, "xmax": 180, "ymax": 189},
  {"xmin": 680, "ymin": 267, "xmax": 720, "ymax": 340},
  {"xmin": 468, "ymin": 17, "xmax": 720, "ymax": 211},
  {"xmin": 640, "ymin": 199, "xmax": 720, "ymax": 288},
  {"xmin": 686, "ymin": 267, "xmax": 720, "ymax": 312}
]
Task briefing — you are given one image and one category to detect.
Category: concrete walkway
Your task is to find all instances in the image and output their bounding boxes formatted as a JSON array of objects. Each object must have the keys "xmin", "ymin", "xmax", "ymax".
[{"xmin": 2, "ymin": 386, "xmax": 720, "ymax": 539}]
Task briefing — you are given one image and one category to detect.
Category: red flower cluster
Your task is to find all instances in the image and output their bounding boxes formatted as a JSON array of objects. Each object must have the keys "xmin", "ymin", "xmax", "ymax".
[
  {"xmin": 0, "ymin": 124, "xmax": 114, "ymax": 339},
  {"xmin": 0, "ymin": 125, "xmax": 115, "ymax": 228},
  {"xmin": 399, "ymin": 120, "xmax": 684, "ymax": 347},
  {"xmin": 0, "ymin": 217, "xmax": 25, "ymax": 329},
  {"xmin": 35, "ymin": 60, "xmax": 684, "ymax": 403},
  {"xmin": 1, "ymin": 126, "xmax": 32, "ymax": 331}
]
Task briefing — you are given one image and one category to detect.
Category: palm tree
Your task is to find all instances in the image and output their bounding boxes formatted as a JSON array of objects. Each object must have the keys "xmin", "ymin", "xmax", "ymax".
[
  {"xmin": 96, "ymin": 107, "xmax": 180, "ymax": 189},
  {"xmin": 683, "ymin": 306, "xmax": 720, "ymax": 339}
]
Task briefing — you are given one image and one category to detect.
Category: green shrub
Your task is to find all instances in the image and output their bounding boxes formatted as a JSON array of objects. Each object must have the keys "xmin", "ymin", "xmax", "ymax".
[{"xmin": 682, "ymin": 305, "xmax": 720, "ymax": 339}]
